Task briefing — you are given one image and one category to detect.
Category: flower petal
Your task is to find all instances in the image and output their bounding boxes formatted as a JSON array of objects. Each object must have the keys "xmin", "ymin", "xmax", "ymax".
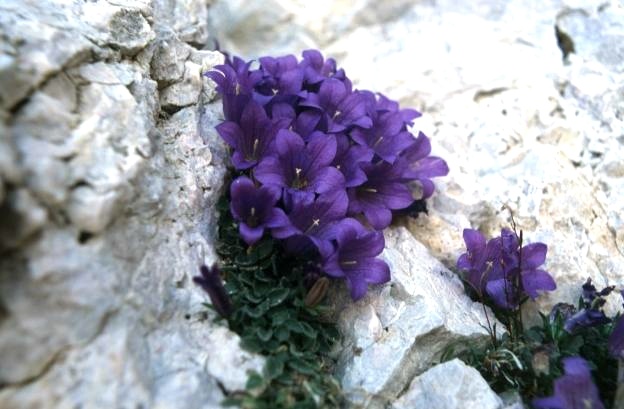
[
  {"xmin": 312, "ymin": 166, "xmax": 345, "ymax": 194},
  {"xmin": 522, "ymin": 269, "xmax": 556, "ymax": 299},
  {"xmin": 254, "ymin": 156, "xmax": 286, "ymax": 187},
  {"xmin": 216, "ymin": 121, "xmax": 242, "ymax": 149},
  {"xmin": 522, "ymin": 242, "xmax": 547, "ymax": 270},
  {"xmin": 239, "ymin": 223, "xmax": 264, "ymax": 246}
]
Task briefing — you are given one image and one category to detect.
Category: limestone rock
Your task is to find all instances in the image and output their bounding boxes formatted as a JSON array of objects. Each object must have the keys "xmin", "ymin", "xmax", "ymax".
[
  {"xmin": 0, "ymin": 1, "xmax": 261, "ymax": 408},
  {"xmin": 332, "ymin": 227, "xmax": 496, "ymax": 408},
  {"xmin": 391, "ymin": 359, "xmax": 503, "ymax": 409}
]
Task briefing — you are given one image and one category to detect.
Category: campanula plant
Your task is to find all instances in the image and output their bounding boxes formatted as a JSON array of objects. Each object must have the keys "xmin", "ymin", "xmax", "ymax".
[
  {"xmin": 451, "ymin": 215, "xmax": 622, "ymax": 408},
  {"xmin": 207, "ymin": 49, "xmax": 448, "ymax": 301},
  {"xmin": 197, "ymin": 49, "xmax": 448, "ymax": 408}
]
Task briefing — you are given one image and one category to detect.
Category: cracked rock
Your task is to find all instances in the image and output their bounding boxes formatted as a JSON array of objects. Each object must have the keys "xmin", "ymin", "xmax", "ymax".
[
  {"xmin": 332, "ymin": 227, "xmax": 495, "ymax": 409},
  {"xmin": 160, "ymin": 60, "xmax": 204, "ymax": 111},
  {"xmin": 391, "ymin": 359, "xmax": 503, "ymax": 409},
  {"xmin": 0, "ymin": 0, "xmax": 260, "ymax": 407}
]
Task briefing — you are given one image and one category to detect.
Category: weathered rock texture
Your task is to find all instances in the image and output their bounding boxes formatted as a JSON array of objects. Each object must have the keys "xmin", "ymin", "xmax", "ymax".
[
  {"xmin": 328, "ymin": 227, "xmax": 497, "ymax": 408},
  {"xmin": 2, "ymin": 0, "xmax": 623, "ymax": 408},
  {"xmin": 0, "ymin": 1, "xmax": 262, "ymax": 408},
  {"xmin": 391, "ymin": 359, "xmax": 503, "ymax": 409}
]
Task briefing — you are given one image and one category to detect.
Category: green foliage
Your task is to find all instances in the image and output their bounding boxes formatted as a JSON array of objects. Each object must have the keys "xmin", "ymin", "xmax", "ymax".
[
  {"xmin": 448, "ymin": 309, "xmax": 619, "ymax": 408},
  {"xmin": 213, "ymin": 194, "xmax": 343, "ymax": 409}
]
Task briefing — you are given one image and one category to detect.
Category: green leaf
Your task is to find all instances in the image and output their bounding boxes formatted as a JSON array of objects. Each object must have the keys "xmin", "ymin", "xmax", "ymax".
[
  {"xmin": 246, "ymin": 371, "xmax": 265, "ymax": 391},
  {"xmin": 288, "ymin": 358, "xmax": 317, "ymax": 375},
  {"xmin": 267, "ymin": 288, "xmax": 290, "ymax": 307},
  {"xmin": 256, "ymin": 327, "xmax": 273, "ymax": 342},
  {"xmin": 264, "ymin": 355, "xmax": 285, "ymax": 380},
  {"xmin": 271, "ymin": 309, "xmax": 292, "ymax": 326}
]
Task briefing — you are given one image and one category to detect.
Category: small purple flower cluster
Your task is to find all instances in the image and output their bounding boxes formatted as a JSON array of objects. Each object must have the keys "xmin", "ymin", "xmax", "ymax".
[
  {"xmin": 562, "ymin": 278, "xmax": 614, "ymax": 333},
  {"xmin": 208, "ymin": 50, "xmax": 448, "ymax": 300},
  {"xmin": 457, "ymin": 228, "xmax": 556, "ymax": 309},
  {"xmin": 533, "ymin": 357, "xmax": 605, "ymax": 409}
]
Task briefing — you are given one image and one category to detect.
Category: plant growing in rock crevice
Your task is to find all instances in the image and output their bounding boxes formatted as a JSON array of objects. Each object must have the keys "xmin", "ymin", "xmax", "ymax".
[
  {"xmin": 194, "ymin": 49, "xmax": 448, "ymax": 407},
  {"xmin": 450, "ymin": 213, "xmax": 623, "ymax": 408}
]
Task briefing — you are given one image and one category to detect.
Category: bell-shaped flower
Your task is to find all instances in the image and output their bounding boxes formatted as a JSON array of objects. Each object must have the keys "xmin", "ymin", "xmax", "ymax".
[
  {"xmin": 254, "ymin": 129, "xmax": 344, "ymax": 202},
  {"xmin": 347, "ymin": 160, "xmax": 414, "ymax": 230},
  {"xmin": 229, "ymin": 176, "xmax": 291, "ymax": 246},
  {"xmin": 564, "ymin": 278, "xmax": 615, "ymax": 333},
  {"xmin": 216, "ymin": 100, "xmax": 287, "ymax": 170},
  {"xmin": 193, "ymin": 264, "xmax": 233, "ymax": 318},
  {"xmin": 609, "ymin": 294, "xmax": 624, "ymax": 358},
  {"xmin": 351, "ymin": 111, "xmax": 416, "ymax": 163},
  {"xmin": 375, "ymin": 93, "xmax": 421, "ymax": 126},
  {"xmin": 533, "ymin": 357, "xmax": 604, "ymax": 409},
  {"xmin": 206, "ymin": 57, "xmax": 262, "ymax": 122},
  {"xmin": 332, "ymin": 134, "xmax": 373, "ymax": 187},
  {"xmin": 272, "ymin": 189, "xmax": 349, "ymax": 257},
  {"xmin": 300, "ymin": 78, "xmax": 372, "ymax": 133},
  {"xmin": 457, "ymin": 228, "xmax": 503, "ymax": 295},
  {"xmin": 322, "ymin": 218, "xmax": 390, "ymax": 300},
  {"xmin": 458, "ymin": 228, "xmax": 556, "ymax": 310},
  {"xmin": 399, "ymin": 131, "xmax": 449, "ymax": 198},
  {"xmin": 299, "ymin": 49, "xmax": 337, "ymax": 85},
  {"xmin": 257, "ymin": 54, "xmax": 304, "ymax": 96}
]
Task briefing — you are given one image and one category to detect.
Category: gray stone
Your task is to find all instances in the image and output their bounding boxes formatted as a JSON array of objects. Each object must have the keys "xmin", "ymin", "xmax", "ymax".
[
  {"xmin": 391, "ymin": 359, "xmax": 503, "ymax": 409},
  {"xmin": 0, "ymin": 1, "xmax": 260, "ymax": 407},
  {"xmin": 160, "ymin": 60, "xmax": 204, "ymax": 110},
  {"xmin": 333, "ymin": 227, "xmax": 496, "ymax": 408},
  {"xmin": 151, "ymin": 38, "xmax": 192, "ymax": 82}
]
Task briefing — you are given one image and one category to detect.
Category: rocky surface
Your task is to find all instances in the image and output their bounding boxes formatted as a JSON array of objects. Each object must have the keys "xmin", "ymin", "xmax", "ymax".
[
  {"xmin": 0, "ymin": 1, "xmax": 262, "ymax": 408},
  {"xmin": 328, "ymin": 227, "xmax": 497, "ymax": 408},
  {"xmin": 391, "ymin": 359, "xmax": 503, "ymax": 409},
  {"xmin": 2, "ymin": 0, "xmax": 623, "ymax": 408}
]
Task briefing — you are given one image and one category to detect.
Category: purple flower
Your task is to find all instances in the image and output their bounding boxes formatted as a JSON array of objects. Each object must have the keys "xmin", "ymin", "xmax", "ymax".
[
  {"xmin": 206, "ymin": 58, "xmax": 262, "ymax": 122},
  {"xmin": 533, "ymin": 357, "xmax": 604, "ymax": 409},
  {"xmin": 399, "ymin": 131, "xmax": 449, "ymax": 199},
  {"xmin": 564, "ymin": 279, "xmax": 613, "ymax": 333},
  {"xmin": 609, "ymin": 314, "xmax": 624, "ymax": 359},
  {"xmin": 322, "ymin": 218, "xmax": 390, "ymax": 300},
  {"xmin": 229, "ymin": 176, "xmax": 291, "ymax": 246},
  {"xmin": 257, "ymin": 54, "xmax": 303, "ymax": 96},
  {"xmin": 347, "ymin": 160, "xmax": 414, "ymax": 230},
  {"xmin": 272, "ymin": 189, "xmax": 349, "ymax": 257},
  {"xmin": 486, "ymin": 232, "xmax": 556, "ymax": 309},
  {"xmin": 332, "ymin": 134, "xmax": 374, "ymax": 187},
  {"xmin": 457, "ymin": 228, "xmax": 556, "ymax": 309},
  {"xmin": 350, "ymin": 111, "xmax": 415, "ymax": 163},
  {"xmin": 216, "ymin": 100, "xmax": 287, "ymax": 170},
  {"xmin": 299, "ymin": 49, "xmax": 338, "ymax": 85},
  {"xmin": 300, "ymin": 78, "xmax": 372, "ymax": 133},
  {"xmin": 456, "ymin": 228, "xmax": 503, "ymax": 295},
  {"xmin": 193, "ymin": 264, "xmax": 233, "ymax": 318},
  {"xmin": 254, "ymin": 129, "xmax": 344, "ymax": 201},
  {"xmin": 374, "ymin": 93, "xmax": 421, "ymax": 126},
  {"xmin": 608, "ymin": 290, "xmax": 624, "ymax": 359}
]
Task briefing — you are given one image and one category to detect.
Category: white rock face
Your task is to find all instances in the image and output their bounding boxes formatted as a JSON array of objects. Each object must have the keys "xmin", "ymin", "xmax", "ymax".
[
  {"xmin": 391, "ymin": 359, "xmax": 503, "ymax": 409},
  {"xmin": 330, "ymin": 227, "xmax": 498, "ymax": 408},
  {"xmin": 0, "ymin": 0, "xmax": 263, "ymax": 408}
]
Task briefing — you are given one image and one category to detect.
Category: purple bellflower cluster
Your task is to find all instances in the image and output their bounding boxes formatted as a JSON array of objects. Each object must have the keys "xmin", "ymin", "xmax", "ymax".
[
  {"xmin": 207, "ymin": 50, "xmax": 448, "ymax": 300},
  {"xmin": 562, "ymin": 278, "xmax": 614, "ymax": 333},
  {"xmin": 457, "ymin": 227, "xmax": 556, "ymax": 309}
]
